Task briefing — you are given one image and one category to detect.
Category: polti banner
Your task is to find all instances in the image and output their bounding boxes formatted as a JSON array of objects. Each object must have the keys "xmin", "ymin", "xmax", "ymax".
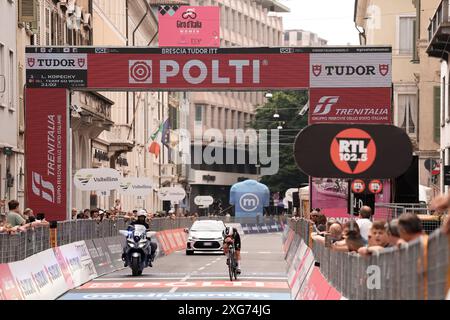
[
  {"xmin": 294, "ymin": 124, "xmax": 413, "ymax": 179},
  {"xmin": 309, "ymin": 88, "xmax": 392, "ymax": 124},
  {"xmin": 25, "ymin": 88, "xmax": 68, "ymax": 221},
  {"xmin": 158, "ymin": 6, "xmax": 220, "ymax": 47},
  {"xmin": 26, "ymin": 47, "xmax": 391, "ymax": 90}
]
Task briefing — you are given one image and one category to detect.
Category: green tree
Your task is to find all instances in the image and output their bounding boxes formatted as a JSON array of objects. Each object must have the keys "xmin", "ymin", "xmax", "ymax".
[{"xmin": 251, "ymin": 91, "xmax": 309, "ymax": 194}]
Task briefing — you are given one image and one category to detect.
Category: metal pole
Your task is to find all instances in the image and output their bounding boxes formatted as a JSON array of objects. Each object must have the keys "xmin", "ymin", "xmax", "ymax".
[{"xmin": 349, "ymin": 179, "xmax": 354, "ymax": 231}]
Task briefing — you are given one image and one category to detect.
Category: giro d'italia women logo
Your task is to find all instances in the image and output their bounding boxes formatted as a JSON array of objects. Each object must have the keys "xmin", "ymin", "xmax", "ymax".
[{"xmin": 330, "ymin": 128, "xmax": 376, "ymax": 175}]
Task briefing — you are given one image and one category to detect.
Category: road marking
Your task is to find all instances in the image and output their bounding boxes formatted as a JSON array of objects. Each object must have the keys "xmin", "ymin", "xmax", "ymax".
[
  {"xmin": 198, "ymin": 267, "xmax": 205, "ymax": 271},
  {"xmin": 92, "ymin": 276, "xmax": 287, "ymax": 281},
  {"xmin": 60, "ymin": 291, "xmax": 291, "ymax": 300},
  {"xmin": 78, "ymin": 281, "xmax": 289, "ymax": 289}
]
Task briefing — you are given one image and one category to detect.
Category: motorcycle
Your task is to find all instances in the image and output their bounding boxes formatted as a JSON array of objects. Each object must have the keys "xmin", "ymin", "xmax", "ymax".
[{"xmin": 119, "ymin": 225, "xmax": 155, "ymax": 276}]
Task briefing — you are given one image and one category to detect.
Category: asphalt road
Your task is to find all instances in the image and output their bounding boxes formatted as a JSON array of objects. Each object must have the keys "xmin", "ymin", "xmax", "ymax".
[{"xmin": 59, "ymin": 233, "xmax": 291, "ymax": 300}]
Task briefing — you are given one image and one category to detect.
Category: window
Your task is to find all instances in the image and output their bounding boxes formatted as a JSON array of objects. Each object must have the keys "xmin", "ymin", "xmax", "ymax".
[
  {"xmin": 297, "ymin": 32, "xmax": 302, "ymax": 41},
  {"xmin": 285, "ymin": 32, "xmax": 290, "ymax": 42},
  {"xmin": 397, "ymin": 94, "xmax": 417, "ymax": 135},
  {"xmin": 443, "ymin": 77, "xmax": 447, "ymax": 125},
  {"xmin": 169, "ymin": 106, "xmax": 178, "ymax": 130},
  {"xmin": 195, "ymin": 105, "xmax": 203, "ymax": 123},
  {"xmin": 399, "ymin": 16, "xmax": 416, "ymax": 55},
  {"xmin": 8, "ymin": 50, "xmax": 14, "ymax": 110},
  {"xmin": 434, "ymin": 86, "xmax": 441, "ymax": 143},
  {"xmin": 0, "ymin": 43, "xmax": 4, "ymax": 106}
]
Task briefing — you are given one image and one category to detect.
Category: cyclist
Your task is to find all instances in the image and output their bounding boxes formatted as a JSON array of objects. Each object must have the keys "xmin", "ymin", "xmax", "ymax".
[{"xmin": 223, "ymin": 226, "xmax": 241, "ymax": 274}]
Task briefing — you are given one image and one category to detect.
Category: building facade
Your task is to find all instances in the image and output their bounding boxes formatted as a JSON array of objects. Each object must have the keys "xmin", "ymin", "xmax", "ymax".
[
  {"xmin": 186, "ymin": 0, "xmax": 288, "ymax": 214},
  {"xmin": 427, "ymin": 0, "xmax": 450, "ymax": 195},
  {"xmin": 0, "ymin": 0, "xmax": 19, "ymax": 212},
  {"xmin": 284, "ymin": 29, "xmax": 328, "ymax": 46},
  {"xmin": 355, "ymin": 0, "xmax": 442, "ymax": 195}
]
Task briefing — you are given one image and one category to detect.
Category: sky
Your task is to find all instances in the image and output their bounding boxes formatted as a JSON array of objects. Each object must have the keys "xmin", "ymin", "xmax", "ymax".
[{"xmin": 277, "ymin": 0, "xmax": 360, "ymax": 45}]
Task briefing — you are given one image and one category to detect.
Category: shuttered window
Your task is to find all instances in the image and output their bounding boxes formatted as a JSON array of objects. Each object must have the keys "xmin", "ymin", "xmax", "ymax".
[{"xmin": 434, "ymin": 86, "xmax": 441, "ymax": 143}]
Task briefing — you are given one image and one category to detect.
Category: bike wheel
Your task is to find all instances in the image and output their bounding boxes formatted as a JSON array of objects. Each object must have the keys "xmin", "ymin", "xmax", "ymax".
[{"xmin": 228, "ymin": 254, "xmax": 234, "ymax": 281}]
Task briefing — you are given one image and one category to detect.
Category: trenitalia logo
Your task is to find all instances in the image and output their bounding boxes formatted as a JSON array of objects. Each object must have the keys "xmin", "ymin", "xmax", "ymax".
[
  {"xmin": 128, "ymin": 59, "xmax": 262, "ymax": 85},
  {"xmin": 32, "ymin": 172, "xmax": 55, "ymax": 203},
  {"xmin": 313, "ymin": 96, "xmax": 340, "ymax": 115}
]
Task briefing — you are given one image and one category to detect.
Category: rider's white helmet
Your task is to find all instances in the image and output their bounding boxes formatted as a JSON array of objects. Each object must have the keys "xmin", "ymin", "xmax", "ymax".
[{"xmin": 137, "ymin": 209, "xmax": 147, "ymax": 217}]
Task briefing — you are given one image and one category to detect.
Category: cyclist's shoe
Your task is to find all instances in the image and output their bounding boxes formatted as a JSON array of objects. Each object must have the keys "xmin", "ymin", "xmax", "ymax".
[
  {"xmin": 226, "ymin": 258, "xmax": 230, "ymax": 265},
  {"xmin": 236, "ymin": 268, "xmax": 241, "ymax": 275}
]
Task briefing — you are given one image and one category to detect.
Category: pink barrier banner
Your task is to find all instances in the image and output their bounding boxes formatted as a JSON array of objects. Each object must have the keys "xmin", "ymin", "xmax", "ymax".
[
  {"xmin": 53, "ymin": 246, "xmax": 74, "ymax": 288},
  {"xmin": 34, "ymin": 249, "xmax": 69, "ymax": 299},
  {"xmin": 158, "ymin": 6, "xmax": 220, "ymax": 47},
  {"xmin": 7, "ymin": 259, "xmax": 41, "ymax": 300},
  {"xmin": 290, "ymin": 247, "xmax": 315, "ymax": 299},
  {"xmin": 283, "ymin": 230, "xmax": 295, "ymax": 254},
  {"xmin": 297, "ymin": 266, "xmax": 342, "ymax": 300},
  {"xmin": 0, "ymin": 264, "xmax": 22, "ymax": 300},
  {"xmin": 156, "ymin": 231, "xmax": 172, "ymax": 255}
]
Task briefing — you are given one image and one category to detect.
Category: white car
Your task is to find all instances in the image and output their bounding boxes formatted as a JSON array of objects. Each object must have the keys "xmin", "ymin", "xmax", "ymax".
[{"xmin": 186, "ymin": 220, "xmax": 226, "ymax": 255}]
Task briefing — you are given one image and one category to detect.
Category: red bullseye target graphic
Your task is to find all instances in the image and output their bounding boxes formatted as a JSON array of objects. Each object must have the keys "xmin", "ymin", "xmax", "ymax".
[{"xmin": 129, "ymin": 60, "xmax": 152, "ymax": 83}]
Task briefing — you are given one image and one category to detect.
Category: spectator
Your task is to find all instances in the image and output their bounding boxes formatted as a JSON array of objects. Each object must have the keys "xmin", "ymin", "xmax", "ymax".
[
  {"xmin": 332, "ymin": 221, "xmax": 362, "ymax": 252},
  {"xmin": 358, "ymin": 221, "xmax": 390, "ymax": 256},
  {"xmin": 77, "ymin": 209, "xmax": 90, "ymax": 219},
  {"xmin": 91, "ymin": 209, "xmax": 100, "ymax": 220},
  {"xmin": 356, "ymin": 206, "xmax": 373, "ymax": 242},
  {"xmin": 23, "ymin": 208, "xmax": 34, "ymax": 223},
  {"xmin": 6, "ymin": 200, "xmax": 25, "ymax": 227},
  {"xmin": 71, "ymin": 208, "xmax": 78, "ymax": 220},
  {"xmin": 397, "ymin": 213, "xmax": 424, "ymax": 245},
  {"xmin": 346, "ymin": 229, "xmax": 365, "ymax": 252},
  {"xmin": 114, "ymin": 199, "xmax": 122, "ymax": 213},
  {"xmin": 312, "ymin": 222, "xmax": 343, "ymax": 245},
  {"xmin": 386, "ymin": 219, "xmax": 401, "ymax": 246},
  {"xmin": 430, "ymin": 193, "xmax": 450, "ymax": 235},
  {"xmin": 329, "ymin": 223, "xmax": 343, "ymax": 242}
]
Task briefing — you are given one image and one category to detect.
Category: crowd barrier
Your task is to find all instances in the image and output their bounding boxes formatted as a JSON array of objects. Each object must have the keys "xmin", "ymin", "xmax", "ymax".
[
  {"xmin": 0, "ymin": 227, "xmax": 189, "ymax": 300},
  {"xmin": 283, "ymin": 218, "xmax": 450, "ymax": 300}
]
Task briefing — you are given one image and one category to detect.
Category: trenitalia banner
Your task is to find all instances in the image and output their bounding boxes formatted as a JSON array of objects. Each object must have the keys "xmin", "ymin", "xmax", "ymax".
[
  {"xmin": 25, "ymin": 47, "xmax": 391, "ymax": 90},
  {"xmin": 25, "ymin": 88, "xmax": 68, "ymax": 221},
  {"xmin": 294, "ymin": 124, "xmax": 413, "ymax": 178},
  {"xmin": 309, "ymin": 88, "xmax": 392, "ymax": 124},
  {"xmin": 158, "ymin": 6, "xmax": 220, "ymax": 48}
]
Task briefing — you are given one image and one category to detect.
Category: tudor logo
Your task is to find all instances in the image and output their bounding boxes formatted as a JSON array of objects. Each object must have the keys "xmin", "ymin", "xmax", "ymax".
[
  {"xmin": 330, "ymin": 128, "xmax": 377, "ymax": 174},
  {"xmin": 27, "ymin": 58, "xmax": 35, "ymax": 67},
  {"xmin": 312, "ymin": 65, "xmax": 322, "ymax": 77},
  {"xmin": 313, "ymin": 96, "xmax": 340, "ymax": 115},
  {"xmin": 78, "ymin": 58, "xmax": 86, "ymax": 68},
  {"xmin": 379, "ymin": 64, "xmax": 389, "ymax": 76}
]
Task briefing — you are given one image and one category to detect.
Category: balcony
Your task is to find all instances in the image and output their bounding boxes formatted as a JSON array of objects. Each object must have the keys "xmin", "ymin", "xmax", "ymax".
[
  {"xmin": 106, "ymin": 124, "xmax": 135, "ymax": 156},
  {"xmin": 427, "ymin": 0, "xmax": 450, "ymax": 59}
]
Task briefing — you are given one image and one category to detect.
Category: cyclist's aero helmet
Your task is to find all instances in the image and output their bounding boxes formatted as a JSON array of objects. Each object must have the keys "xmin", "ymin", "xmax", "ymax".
[{"xmin": 224, "ymin": 226, "xmax": 234, "ymax": 237}]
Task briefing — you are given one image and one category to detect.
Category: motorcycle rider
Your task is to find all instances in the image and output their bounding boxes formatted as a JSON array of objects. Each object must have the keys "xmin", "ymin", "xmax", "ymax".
[
  {"xmin": 223, "ymin": 226, "xmax": 241, "ymax": 274},
  {"xmin": 122, "ymin": 210, "xmax": 157, "ymax": 267}
]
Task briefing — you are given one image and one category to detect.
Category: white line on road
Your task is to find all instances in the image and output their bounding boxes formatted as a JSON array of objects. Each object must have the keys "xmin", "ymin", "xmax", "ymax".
[
  {"xmin": 92, "ymin": 276, "xmax": 287, "ymax": 281},
  {"xmin": 198, "ymin": 267, "xmax": 205, "ymax": 271}
]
